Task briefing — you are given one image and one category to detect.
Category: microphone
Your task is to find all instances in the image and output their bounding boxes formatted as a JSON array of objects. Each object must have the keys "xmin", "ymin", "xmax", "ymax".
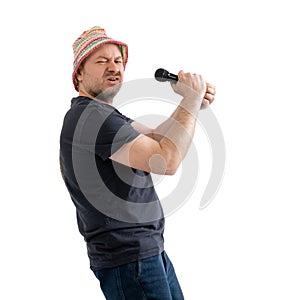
[{"xmin": 154, "ymin": 68, "xmax": 178, "ymax": 83}]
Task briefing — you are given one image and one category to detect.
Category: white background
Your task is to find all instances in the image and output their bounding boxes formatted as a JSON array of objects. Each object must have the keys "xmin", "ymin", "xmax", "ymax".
[{"xmin": 1, "ymin": 0, "xmax": 300, "ymax": 299}]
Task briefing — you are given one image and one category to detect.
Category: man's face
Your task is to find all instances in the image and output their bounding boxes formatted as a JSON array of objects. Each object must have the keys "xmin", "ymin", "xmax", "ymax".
[{"xmin": 77, "ymin": 43, "xmax": 125, "ymax": 102}]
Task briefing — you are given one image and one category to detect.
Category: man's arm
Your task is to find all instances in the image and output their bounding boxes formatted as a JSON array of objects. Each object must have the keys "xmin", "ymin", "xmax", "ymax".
[
  {"xmin": 131, "ymin": 82, "xmax": 216, "ymax": 141},
  {"xmin": 110, "ymin": 71, "xmax": 212, "ymax": 175}
]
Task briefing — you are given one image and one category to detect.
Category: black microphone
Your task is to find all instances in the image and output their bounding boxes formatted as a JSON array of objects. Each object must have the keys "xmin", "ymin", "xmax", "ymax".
[{"xmin": 154, "ymin": 68, "xmax": 178, "ymax": 83}]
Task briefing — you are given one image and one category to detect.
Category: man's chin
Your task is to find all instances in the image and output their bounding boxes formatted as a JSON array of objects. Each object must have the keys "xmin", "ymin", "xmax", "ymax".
[{"xmin": 95, "ymin": 84, "xmax": 122, "ymax": 102}]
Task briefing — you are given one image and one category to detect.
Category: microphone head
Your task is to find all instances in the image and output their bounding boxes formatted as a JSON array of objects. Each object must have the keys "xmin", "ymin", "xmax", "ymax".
[{"xmin": 154, "ymin": 68, "xmax": 169, "ymax": 82}]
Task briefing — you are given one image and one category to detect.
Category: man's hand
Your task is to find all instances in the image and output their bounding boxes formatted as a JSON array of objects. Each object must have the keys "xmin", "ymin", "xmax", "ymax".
[
  {"xmin": 170, "ymin": 71, "xmax": 216, "ymax": 110},
  {"xmin": 201, "ymin": 82, "xmax": 216, "ymax": 110},
  {"xmin": 171, "ymin": 70, "xmax": 207, "ymax": 101}
]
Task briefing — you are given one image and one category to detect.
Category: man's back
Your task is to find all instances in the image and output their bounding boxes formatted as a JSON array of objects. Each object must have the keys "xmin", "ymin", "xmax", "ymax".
[{"xmin": 60, "ymin": 96, "xmax": 165, "ymax": 269}]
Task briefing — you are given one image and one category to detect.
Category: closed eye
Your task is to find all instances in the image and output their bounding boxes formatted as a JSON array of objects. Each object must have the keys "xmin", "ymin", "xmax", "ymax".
[
  {"xmin": 96, "ymin": 60, "xmax": 108, "ymax": 64},
  {"xmin": 95, "ymin": 59, "xmax": 122, "ymax": 64}
]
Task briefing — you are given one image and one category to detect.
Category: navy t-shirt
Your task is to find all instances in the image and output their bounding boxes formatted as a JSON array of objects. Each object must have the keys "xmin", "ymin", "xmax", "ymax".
[{"xmin": 60, "ymin": 96, "xmax": 165, "ymax": 269}]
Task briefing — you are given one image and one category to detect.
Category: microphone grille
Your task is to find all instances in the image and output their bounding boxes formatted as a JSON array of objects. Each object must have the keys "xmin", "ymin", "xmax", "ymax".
[{"xmin": 154, "ymin": 68, "xmax": 168, "ymax": 82}]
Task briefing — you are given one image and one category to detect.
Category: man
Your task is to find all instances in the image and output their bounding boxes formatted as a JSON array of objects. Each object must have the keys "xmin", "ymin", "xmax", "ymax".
[{"xmin": 60, "ymin": 26, "xmax": 215, "ymax": 300}]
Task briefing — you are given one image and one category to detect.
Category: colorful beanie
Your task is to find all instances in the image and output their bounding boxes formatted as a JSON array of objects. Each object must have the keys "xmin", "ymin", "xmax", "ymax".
[{"xmin": 72, "ymin": 26, "xmax": 128, "ymax": 91}]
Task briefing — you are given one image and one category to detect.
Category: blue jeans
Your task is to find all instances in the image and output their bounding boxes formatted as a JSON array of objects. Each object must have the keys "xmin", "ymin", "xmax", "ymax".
[{"xmin": 91, "ymin": 251, "xmax": 184, "ymax": 300}]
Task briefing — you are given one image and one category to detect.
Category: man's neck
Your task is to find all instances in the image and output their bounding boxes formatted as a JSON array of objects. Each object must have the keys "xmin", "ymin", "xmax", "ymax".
[{"xmin": 78, "ymin": 91, "xmax": 113, "ymax": 106}]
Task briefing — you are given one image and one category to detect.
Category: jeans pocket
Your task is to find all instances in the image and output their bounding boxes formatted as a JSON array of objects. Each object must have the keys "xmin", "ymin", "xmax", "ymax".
[
  {"xmin": 136, "ymin": 259, "xmax": 142, "ymax": 280},
  {"xmin": 161, "ymin": 251, "xmax": 168, "ymax": 272}
]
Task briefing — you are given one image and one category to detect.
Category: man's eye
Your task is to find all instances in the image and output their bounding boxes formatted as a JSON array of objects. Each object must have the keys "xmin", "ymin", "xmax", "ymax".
[
  {"xmin": 115, "ymin": 60, "xmax": 123, "ymax": 64},
  {"xmin": 96, "ymin": 61, "xmax": 107, "ymax": 64}
]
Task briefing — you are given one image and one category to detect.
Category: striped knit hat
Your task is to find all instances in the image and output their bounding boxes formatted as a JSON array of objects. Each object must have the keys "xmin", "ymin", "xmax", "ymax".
[{"xmin": 72, "ymin": 26, "xmax": 128, "ymax": 91}]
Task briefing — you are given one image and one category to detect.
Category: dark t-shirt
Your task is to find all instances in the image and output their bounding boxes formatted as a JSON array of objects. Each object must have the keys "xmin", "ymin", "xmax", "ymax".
[{"xmin": 60, "ymin": 96, "xmax": 165, "ymax": 269}]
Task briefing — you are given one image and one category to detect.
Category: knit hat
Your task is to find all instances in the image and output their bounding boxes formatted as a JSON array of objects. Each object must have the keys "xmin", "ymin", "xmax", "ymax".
[{"xmin": 72, "ymin": 26, "xmax": 128, "ymax": 91}]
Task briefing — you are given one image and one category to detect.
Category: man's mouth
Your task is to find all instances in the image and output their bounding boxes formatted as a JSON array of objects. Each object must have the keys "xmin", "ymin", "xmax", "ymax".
[{"xmin": 106, "ymin": 76, "xmax": 119, "ymax": 82}]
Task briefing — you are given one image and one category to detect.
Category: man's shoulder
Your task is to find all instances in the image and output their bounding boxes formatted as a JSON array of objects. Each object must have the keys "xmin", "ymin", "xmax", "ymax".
[{"xmin": 71, "ymin": 96, "xmax": 118, "ymax": 115}]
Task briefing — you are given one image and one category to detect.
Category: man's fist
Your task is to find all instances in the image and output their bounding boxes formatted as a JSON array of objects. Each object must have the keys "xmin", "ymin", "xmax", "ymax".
[
  {"xmin": 201, "ymin": 82, "xmax": 216, "ymax": 110},
  {"xmin": 171, "ymin": 70, "xmax": 207, "ymax": 100}
]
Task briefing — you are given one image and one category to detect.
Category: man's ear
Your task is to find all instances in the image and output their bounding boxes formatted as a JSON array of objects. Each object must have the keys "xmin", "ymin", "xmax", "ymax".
[{"xmin": 76, "ymin": 69, "xmax": 83, "ymax": 83}]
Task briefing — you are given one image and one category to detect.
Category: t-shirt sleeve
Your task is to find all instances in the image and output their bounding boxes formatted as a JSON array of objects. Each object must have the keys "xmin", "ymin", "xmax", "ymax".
[
  {"xmin": 95, "ymin": 108, "xmax": 140, "ymax": 161},
  {"xmin": 122, "ymin": 115, "xmax": 135, "ymax": 124}
]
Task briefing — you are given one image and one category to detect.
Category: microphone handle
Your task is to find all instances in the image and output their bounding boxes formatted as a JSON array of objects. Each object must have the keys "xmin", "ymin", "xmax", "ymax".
[{"xmin": 167, "ymin": 72, "xmax": 178, "ymax": 82}]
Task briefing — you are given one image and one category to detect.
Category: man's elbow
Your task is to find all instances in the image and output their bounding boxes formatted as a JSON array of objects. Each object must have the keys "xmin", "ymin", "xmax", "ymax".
[
  {"xmin": 149, "ymin": 154, "xmax": 181, "ymax": 175},
  {"xmin": 165, "ymin": 167, "xmax": 177, "ymax": 176},
  {"xmin": 165, "ymin": 159, "xmax": 181, "ymax": 175}
]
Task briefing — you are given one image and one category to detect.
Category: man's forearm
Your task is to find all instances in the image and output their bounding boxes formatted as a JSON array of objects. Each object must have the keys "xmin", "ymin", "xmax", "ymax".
[
  {"xmin": 157, "ymin": 96, "xmax": 201, "ymax": 171},
  {"xmin": 136, "ymin": 81, "xmax": 215, "ymax": 142},
  {"xmin": 149, "ymin": 106, "xmax": 181, "ymax": 141}
]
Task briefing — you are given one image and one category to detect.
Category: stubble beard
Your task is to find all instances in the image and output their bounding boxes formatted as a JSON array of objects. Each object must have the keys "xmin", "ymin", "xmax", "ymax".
[
  {"xmin": 93, "ymin": 84, "xmax": 122, "ymax": 103},
  {"xmin": 84, "ymin": 74, "xmax": 122, "ymax": 103}
]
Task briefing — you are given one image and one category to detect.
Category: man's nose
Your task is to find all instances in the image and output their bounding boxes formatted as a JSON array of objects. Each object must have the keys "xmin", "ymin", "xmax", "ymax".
[{"xmin": 107, "ymin": 60, "xmax": 120, "ymax": 72}]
